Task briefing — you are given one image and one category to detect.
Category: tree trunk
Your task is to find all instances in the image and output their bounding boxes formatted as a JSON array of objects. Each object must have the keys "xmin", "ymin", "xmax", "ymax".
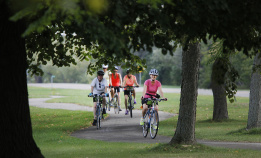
[
  {"xmin": 247, "ymin": 53, "xmax": 261, "ymax": 129},
  {"xmin": 211, "ymin": 58, "xmax": 229, "ymax": 121},
  {"xmin": 0, "ymin": 2, "xmax": 44, "ymax": 157},
  {"xmin": 169, "ymin": 42, "xmax": 200, "ymax": 144}
]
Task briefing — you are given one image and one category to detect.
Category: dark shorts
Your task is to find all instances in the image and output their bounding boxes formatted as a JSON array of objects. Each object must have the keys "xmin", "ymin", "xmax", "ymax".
[
  {"xmin": 124, "ymin": 90, "xmax": 134, "ymax": 95},
  {"xmin": 113, "ymin": 87, "xmax": 120, "ymax": 93}
]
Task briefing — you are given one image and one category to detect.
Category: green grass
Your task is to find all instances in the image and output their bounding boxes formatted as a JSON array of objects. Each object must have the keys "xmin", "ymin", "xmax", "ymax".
[{"xmin": 28, "ymin": 86, "xmax": 261, "ymax": 157}]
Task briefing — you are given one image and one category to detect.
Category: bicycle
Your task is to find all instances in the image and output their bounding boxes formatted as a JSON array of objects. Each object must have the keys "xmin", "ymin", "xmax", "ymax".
[
  {"xmin": 123, "ymin": 86, "xmax": 139, "ymax": 118},
  {"xmin": 109, "ymin": 86, "xmax": 121, "ymax": 114},
  {"xmin": 142, "ymin": 93, "xmax": 167, "ymax": 139},
  {"xmin": 88, "ymin": 93, "xmax": 105, "ymax": 130}
]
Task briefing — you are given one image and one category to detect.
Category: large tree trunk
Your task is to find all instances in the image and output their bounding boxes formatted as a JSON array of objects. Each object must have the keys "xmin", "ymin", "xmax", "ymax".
[
  {"xmin": 247, "ymin": 53, "xmax": 261, "ymax": 129},
  {"xmin": 0, "ymin": 2, "xmax": 44, "ymax": 157},
  {"xmin": 169, "ymin": 42, "xmax": 200, "ymax": 144},
  {"xmin": 211, "ymin": 58, "xmax": 229, "ymax": 121}
]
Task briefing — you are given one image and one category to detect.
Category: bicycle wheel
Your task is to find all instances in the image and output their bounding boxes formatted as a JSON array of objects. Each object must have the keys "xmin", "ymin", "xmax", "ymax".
[
  {"xmin": 142, "ymin": 112, "xmax": 149, "ymax": 137},
  {"xmin": 129, "ymin": 96, "xmax": 133, "ymax": 118},
  {"xmin": 96, "ymin": 105, "xmax": 100, "ymax": 129},
  {"xmin": 114, "ymin": 94, "xmax": 119, "ymax": 114},
  {"xmin": 150, "ymin": 110, "xmax": 159, "ymax": 139}
]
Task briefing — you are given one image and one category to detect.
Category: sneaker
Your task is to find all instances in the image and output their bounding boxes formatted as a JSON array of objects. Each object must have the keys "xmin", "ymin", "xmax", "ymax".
[
  {"xmin": 103, "ymin": 108, "xmax": 106, "ymax": 114},
  {"xmin": 92, "ymin": 119, "xmax": 97, "ymax": 126},
  {"xmin": 119, "ymin": 106, "xmax": 122, "ymax": 111},
  {"xmin": 134, "ymin": 99, "xmax": 137, "ymax": 104},
  {"xmin": 125, "ymin": 110, "xmax": 129, "ymax": 115},
  {"xmin": 140, "ymin": 117, "xmax": 144, "ymax": 125}
]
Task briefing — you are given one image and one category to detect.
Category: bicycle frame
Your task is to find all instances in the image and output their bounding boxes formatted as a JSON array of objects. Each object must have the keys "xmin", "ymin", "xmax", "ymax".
[
  {"xmin": 124, "ymin": 86, "xmax": 138, "ymax": 118},
  {"xmin": 88, "ymin": 94, "xmax": 104, "ymax": 129},
  {"xmin": 142, "ymin": 96, "xmax": 166, "ymax": 139}
]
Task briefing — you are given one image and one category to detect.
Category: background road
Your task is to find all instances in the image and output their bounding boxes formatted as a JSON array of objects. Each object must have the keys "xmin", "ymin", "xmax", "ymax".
[{"xmin": 28, "ymin": 83, "xmax": 250, "ymax": 97}]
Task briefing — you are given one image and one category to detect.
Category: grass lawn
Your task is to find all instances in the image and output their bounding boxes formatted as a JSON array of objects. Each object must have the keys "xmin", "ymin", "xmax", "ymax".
[{"xmin": 28, "ymin": 86, "xmax": 261, "ymax": 158}]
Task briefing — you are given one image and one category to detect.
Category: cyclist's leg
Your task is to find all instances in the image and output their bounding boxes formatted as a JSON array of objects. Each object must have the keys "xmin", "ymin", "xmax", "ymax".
[
  {"xmin": 111, "ymin": 88, "xmax": 115, "ymax": 101},
  {"xmin": 93, "ymin": 102, "xmax": 97, "ymax": 119},
  {"xmin": 117, "ymin": 87, "xmax": 121, "ymax": 107},
  {"xmin": 142, "ymin": 104, "xmax": 148, "ymax": 117},
  {"xmin": 132, "ymin": 89, "xmax": 136, "ymax": 104}
]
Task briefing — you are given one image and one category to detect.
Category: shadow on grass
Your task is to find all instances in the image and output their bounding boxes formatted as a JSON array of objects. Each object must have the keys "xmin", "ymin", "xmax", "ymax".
[
  {"xmin": 149, "ymin": 143, "xmax": 214, "ymax": 153},
  {"xmin": 197, "ymin": 118, "xmax": 244, "ymax": 123},
  {"xmin": 228, "ymin": 128, "xmax": 261, "ymax": 135}
]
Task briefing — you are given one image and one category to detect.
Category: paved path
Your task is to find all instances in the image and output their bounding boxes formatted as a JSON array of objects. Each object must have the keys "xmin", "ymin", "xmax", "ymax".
[{"xmin": 28, "ymin": 94, "xmax": 261, "ymax": 150}]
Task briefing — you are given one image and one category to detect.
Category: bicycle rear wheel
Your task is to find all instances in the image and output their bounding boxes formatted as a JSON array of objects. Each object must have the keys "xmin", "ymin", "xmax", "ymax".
[
  {"xmin": 142, "ymin": 113, "xmax": 149, "ymax": 137},
  {"xmin": 114, "ymin": 94, "xmax": 119, "ymax": 114},
  {"xmin": 150, "ymin": 110, "xmax": 159, "ymax": 139}
]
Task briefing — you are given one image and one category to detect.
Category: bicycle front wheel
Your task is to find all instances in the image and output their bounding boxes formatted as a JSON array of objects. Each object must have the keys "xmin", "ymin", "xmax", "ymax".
[
  {"xmin": 96, "ymin": 105, "xmax": 100, "ymax": 129},
  {"xmin": 150, "ymin": 110, "xmax": 159, "ymax": 139},
  {"xmin": 142, "ymin": 113, "xmax": 149, "ymax": 137},
  {"xmin": 114, "ymin": 94, "xmax": 119, "ymax": 114},
  {"xmin": 129, "ymin": 97, "xmax": 133, "ymax": 118}
]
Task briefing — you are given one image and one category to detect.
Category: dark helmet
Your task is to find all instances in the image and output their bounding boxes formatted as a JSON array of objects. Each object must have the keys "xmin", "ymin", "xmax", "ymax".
[
  {"xmin": 149, "ymin": 69, "xmax": 159, "ymax": 76},
  {"xmin": 97, "ymin": 70, "xmax": 105, "ymax": 76},
  {"xmin": 126, "ymin": 69, "xmax": 131, "ymax": 74}
]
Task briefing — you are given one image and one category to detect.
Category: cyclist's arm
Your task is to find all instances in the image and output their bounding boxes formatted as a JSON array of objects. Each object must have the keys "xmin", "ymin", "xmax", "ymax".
[
  {"xmin": 122, "ymin": 76, "xmax": 126, "ymax": 87},
  {"xmin": 109, "ymin": 74, "xmax": 112, "ymax": 86},
  {"xmin": 119, "ymin": 74, "xmax": 123, "ymax": 87},
  {"xmin": 133, "ymin": 76, "xmax": 139, "ymax": 87},
  {"xmin": 91, "ymin": 86, "xmax": 94, "ymax": 93},
  {"xmin": 158, "ymin": 86, "xmax": 164, "ymax": 98},
  {"xmin": 142, "ymin": 85, "xmax": 147, "ymax": 98}
]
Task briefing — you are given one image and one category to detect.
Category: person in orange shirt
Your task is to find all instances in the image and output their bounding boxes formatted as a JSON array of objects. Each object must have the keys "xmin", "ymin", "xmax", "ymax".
[
  {"xmin": 122, "ymin": 69, "xmax": 139, "ymax": 115},
  {"xmin": 110, "ymin": 66, "xmax": 122, "ymax": 111}
]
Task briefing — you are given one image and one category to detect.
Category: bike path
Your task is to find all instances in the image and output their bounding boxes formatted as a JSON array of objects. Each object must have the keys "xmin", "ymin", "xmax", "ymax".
[{"xmin": 29, "ymin": 96, "xmax": 261, "ymax": 150}]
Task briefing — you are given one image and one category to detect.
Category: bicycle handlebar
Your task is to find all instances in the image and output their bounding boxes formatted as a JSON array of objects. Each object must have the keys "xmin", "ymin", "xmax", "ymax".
[{"xmin": 122, "ymin": 86, "xmax": 139, "ymax": 88}]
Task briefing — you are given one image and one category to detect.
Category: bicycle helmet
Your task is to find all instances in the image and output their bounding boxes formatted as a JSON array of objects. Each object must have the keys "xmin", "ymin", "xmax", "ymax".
[
  {"xmin": 114, "ymin": 66, "xmax": 119, "ymax": 70},
  {"xmin": 126, "ymin": 69, "xmax": 131, "ymax": 74},
  {"xmin": 102, "ymin": 64, "xmax": 108, "ymax": 69},
  {"xmin": 149, "ymin": 69, "xmax": 159, "ymax": 76},
  {"xmin": 97, "ymin": 70, "xmax": 105, "ymax": 76}
]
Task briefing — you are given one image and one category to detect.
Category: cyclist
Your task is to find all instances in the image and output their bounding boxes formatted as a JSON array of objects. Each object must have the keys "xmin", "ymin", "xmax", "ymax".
[
  {"xmin": 122, "ymin": 69, "xmax": 139, "ymax": 115},
  {"xmin": 140, "ymin": 69, "xmax": 166, "ymax": 125},
  {"xmin": 102, "ymin": 64, "xmax": 111, "ymax": 104},
  {"xmin": 89, "ymin": 70, "xmax": 108, "ymax": 126},
  {"xmin": 110, "ymin": 66, "xmax": 122, "ymax": 111}
]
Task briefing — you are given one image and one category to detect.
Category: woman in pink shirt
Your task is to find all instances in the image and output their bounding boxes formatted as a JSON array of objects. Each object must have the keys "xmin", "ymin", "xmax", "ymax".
[{"xmin": 140, "ymin": 69, "xmax": 167, "ymax": 125}]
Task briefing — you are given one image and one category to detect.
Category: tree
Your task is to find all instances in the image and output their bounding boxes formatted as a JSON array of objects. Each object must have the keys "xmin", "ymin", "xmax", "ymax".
[
  {"xmin": 247, "ymin": 53, "xmax": 261, "ymax": 129},
  {"xmin": 0, "ymin": 1, "xmax": 43, "ymax": 157},
  {"xmin": 211, "ymin": 58, "xmax": 229, "ymax": 121},
  {"xmin": 169, "ymin": 42, "xmax": 200, "ymax": 144}
]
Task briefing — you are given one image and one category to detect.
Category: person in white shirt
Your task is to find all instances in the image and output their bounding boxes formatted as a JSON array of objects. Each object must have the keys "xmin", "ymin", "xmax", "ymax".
[{"xmin": 89, "ymin": 70, "xmax": 108, "ymax": 126}]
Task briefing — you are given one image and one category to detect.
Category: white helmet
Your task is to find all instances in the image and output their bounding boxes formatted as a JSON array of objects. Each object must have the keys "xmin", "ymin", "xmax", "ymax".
[
  {"xmin": 102, "ymin": 64, "xmax": 108, "ymax": 69},
  {"xmin": 149, "ymin": 69, "xmax": 159, "ymax": 76}
]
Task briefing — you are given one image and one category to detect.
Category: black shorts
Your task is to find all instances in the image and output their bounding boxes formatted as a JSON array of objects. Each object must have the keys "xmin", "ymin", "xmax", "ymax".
[
  {"xmin": 113, "ymin": 87, "xmax": 120, "ymax": 93},
  {"xmin": 124, "ymin": 90, "xmax": 133, "ymax": 95}
]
